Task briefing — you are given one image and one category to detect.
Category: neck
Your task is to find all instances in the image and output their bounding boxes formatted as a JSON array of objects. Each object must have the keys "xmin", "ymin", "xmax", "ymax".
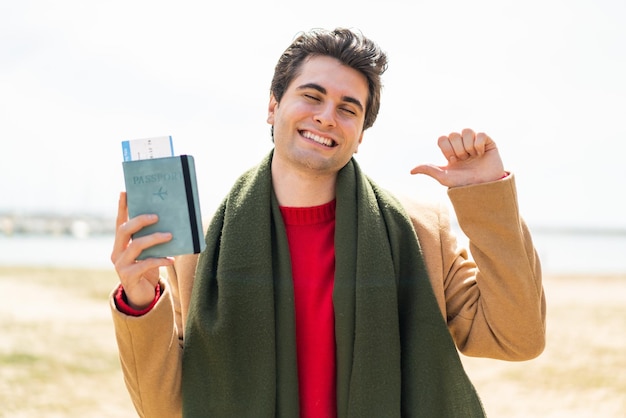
[{"xmin": 271, "ymin": 158, "xmax": 337, "ymax": 207}]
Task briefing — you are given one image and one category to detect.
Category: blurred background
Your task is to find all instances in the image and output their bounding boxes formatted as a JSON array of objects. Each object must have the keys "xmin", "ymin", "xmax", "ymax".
[
  {"xmin": 1, "ymin": 0, "xmax": 625, "ymax": 274},
  {"xmin": 1, "ymin": 2, "xmax": 625, "ymax": 416}
]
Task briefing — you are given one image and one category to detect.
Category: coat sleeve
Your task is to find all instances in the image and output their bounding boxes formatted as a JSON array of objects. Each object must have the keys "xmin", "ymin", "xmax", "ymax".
[
  {"xmin": 109, "ymin": 253, "xmax": 198, "ymax": 418},
  {"xmin": 401, "ymin": 174, "xmax": 546, "ymax": 361}
]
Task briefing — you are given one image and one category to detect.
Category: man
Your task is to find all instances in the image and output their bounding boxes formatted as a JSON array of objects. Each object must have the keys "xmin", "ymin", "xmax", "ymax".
[{"xmin": 110, "ymin": 28, "xmax": 546, "ymax": 418}]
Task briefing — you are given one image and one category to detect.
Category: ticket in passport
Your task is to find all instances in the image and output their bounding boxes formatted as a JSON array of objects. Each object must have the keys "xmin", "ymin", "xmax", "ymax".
[{"xmin": 122, "ymin": 136, "xmax": 175, "ymax": 161}]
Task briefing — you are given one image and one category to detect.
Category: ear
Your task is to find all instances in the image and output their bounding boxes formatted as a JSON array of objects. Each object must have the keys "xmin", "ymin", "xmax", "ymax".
[{"xmin": 267, "ymin": 94, "xmax": 278, "ymax": 125}]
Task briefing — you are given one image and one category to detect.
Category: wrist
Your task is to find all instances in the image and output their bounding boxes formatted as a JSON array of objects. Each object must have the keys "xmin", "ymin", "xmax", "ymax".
[{"xmin": 115, "ymin": 284, "xmax": 161, "ymax": 316}]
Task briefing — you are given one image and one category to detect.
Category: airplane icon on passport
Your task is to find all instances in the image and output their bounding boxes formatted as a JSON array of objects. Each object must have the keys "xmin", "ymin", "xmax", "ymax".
[{"xmin": 153, "ymin": 187, "xmax": 168, "ymax": 200}]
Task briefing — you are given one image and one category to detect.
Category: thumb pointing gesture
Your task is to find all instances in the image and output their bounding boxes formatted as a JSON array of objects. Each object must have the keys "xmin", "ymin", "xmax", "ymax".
[{"xmin": 411, "ymin": 129, "xmax": 506, "ymax": 187}]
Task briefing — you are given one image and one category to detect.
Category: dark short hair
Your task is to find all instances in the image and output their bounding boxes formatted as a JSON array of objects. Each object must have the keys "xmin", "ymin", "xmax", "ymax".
[{"xmin": 270, "ymin": 28, "xmax": 388, "ymax": 131}]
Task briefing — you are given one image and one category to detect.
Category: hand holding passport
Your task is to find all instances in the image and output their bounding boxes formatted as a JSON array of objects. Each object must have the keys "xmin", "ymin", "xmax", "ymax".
[{"xmin": 121, "ymin": 136, "xmax": 205, "ymax": 259}]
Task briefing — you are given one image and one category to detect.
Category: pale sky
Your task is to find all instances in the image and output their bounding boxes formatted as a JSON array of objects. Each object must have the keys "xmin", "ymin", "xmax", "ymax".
[{"xmin": 2, "ymin": 0, "xmax": 625, "ymax": 229}]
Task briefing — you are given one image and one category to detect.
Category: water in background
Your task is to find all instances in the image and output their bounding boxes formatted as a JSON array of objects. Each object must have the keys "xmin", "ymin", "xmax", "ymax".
[
  {"xmin": 0, "ymin": 235, "xmax": 114, "ymax": 269},
  {"xmin": 0, "ymin": 230, "xmax": 624, "ymax": 275},
  {"xmin": 534, "ymin": 231, "xmax": 626, "ymax": 275},
  {"xmin": 452, "ymin": 226, "xmax": 626, "ymax": 276}
]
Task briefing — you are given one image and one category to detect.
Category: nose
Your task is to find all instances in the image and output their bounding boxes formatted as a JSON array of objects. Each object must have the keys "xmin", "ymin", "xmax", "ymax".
[{"xmin": 314, "ymin": 103, "xmax": 336, "ymax": 127}]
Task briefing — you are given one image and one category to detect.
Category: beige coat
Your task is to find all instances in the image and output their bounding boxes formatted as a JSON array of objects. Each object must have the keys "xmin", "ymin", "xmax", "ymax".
[{"xmin": 110, "ymin": 174, "xmax": 546, "ymax": 418}]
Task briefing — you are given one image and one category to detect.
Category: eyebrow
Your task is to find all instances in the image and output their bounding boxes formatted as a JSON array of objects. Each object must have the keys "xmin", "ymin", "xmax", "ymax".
[{"xmin": 296, "ymin": 83, "xmax": 365, "ymax": 112}]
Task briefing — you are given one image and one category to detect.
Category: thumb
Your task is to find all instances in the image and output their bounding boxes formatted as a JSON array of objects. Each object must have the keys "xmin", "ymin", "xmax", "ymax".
[{"xmin": 410, "ymin": 163, "xmax": 445, "ymax": 179}]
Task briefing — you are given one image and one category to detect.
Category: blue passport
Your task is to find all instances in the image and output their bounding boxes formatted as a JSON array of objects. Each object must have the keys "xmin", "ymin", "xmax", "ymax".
[{"xmin": 122, "ymin": 155, "xmax": 205, "ymax": 259}]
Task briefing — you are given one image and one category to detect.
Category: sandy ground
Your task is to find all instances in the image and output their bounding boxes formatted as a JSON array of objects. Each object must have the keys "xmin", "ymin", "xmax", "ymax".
[
  {"xmin": 0, "ymin": 268, "xmax": 134, "ymax": 417},
  {"xmin": 1, "ymin": 267, "xmax": 624, "ymax": 417},
  {"xmin": 462, "ymin": 274, "xmax": 626, "ymax": 417}
]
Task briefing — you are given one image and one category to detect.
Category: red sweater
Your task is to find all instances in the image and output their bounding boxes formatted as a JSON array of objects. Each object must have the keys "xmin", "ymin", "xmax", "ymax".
[
  {"xmin": 116, "ymin": 200, "xmax": 338, "ymax": 418},
  {"xmin": 280, "ymin": 200, "xmax": 337, "ymax": 418}
]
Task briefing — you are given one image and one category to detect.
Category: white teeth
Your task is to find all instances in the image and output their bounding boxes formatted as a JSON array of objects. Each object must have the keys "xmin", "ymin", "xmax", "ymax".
[{"xmin": 302, "ymin": 131, "xmax": 334, "ymax": 147}]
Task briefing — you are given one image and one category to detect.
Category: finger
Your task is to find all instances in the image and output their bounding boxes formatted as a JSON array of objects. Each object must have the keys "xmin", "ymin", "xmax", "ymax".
[
  {"xmin": 410, "ymin": 163, "xmax": 441, "ymax": 176},
  {"xmin": 437, "ymin": 135, "xmax": 458, "ymax": 163},
  {"xmin": 475, "ymin": 132, "xmax": 493, "ymax": 155},
  {"xmin": 117, "ymin": 256, "xmax": 172, "ymax": 287},
  {"xmin": 410, "ymin": 163, "xmax": 448, "ymax": 185},
  {"xmin": 110, "ymin": 213, "xmax": 161, "ymax": 264},
  {"xmin": 111, "ymin": 192, "xmax": 130, "ymax": 264},
  {"xmin": 116, "ymin": 258, "xmax": 172, "ymax": 309},
  {"xmin": 113, "ymin": 235, "xmax": 173, "ymax": 302},
  {"xmin": 447, "ymin": 132, "xmax": 471, "ymax": 161},
  {"xmin": 461, "ymin": 128, "xmax": 477, "ymax": 156},
  {"xmin": 115, "ymin": 192, "xmax": 128, "ymax": 229},
  {"xmin": 113, "ymin": 230, "xmax": 172, "ymax": 268}
]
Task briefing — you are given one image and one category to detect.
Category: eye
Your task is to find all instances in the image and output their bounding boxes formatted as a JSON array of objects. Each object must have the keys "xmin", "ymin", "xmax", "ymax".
[
  {"xmin": 304, "ymin": 93, "xmax": 321, "ymax": 102},
  {"xmin": 340, "ymin": 107, "xmax": 357, "ymax": 116}
]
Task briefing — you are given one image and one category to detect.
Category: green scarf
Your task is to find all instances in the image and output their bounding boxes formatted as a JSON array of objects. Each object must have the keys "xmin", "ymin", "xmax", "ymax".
[{"xmin": 183, "ymin": 152, "xmax": 485, "ymax": 417}]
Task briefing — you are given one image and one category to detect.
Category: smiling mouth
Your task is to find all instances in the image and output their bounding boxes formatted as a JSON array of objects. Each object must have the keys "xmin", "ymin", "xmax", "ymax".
[{"xmin": 300, "ymin": 130, "xmax": 337, "ymax": 147}]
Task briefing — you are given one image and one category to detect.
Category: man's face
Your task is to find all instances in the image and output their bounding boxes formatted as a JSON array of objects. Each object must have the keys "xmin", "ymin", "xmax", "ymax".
[{"xmin": 267, "ymin": 55, "xmax": 368, "ymax": 176}]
